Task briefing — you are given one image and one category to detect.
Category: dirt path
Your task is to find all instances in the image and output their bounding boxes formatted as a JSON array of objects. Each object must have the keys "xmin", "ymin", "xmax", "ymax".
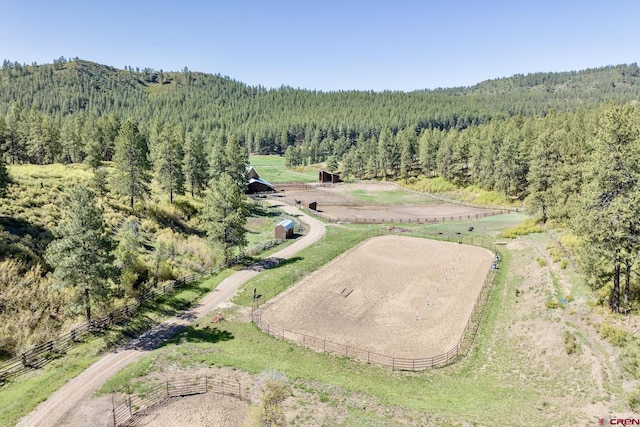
[{"xmin": 16, "ymin": 203, "xmax": 326, "ymax": 427}]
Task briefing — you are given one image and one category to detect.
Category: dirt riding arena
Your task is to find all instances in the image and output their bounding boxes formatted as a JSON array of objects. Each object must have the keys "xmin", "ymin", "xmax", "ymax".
[
  {"xmin": 259, "ymin": 235, "xmax": 494, "ymax": 359},
  {"xmin": 271, "ymin": 181, "xmax": 504, "ymax": 223}
]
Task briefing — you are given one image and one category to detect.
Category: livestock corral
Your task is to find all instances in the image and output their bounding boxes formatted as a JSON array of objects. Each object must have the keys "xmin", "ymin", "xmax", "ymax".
[{"xmin": 271, "ymin": 181, "xmax": 509, "ymax": 223}]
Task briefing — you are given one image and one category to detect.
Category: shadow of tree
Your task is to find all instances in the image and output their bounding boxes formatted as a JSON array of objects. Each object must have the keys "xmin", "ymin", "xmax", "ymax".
[
  {"xmin": 0, "ymin": 215, "xmax": 53, "ymax": 260},
  {"xmin": 249, "ymin": 203, "xmax": 281, "ymax": 218},
  {"xmin": 165, "ymin": 326, "xmax": 234, "ymax": 345},
  {"xmin": 244, "ymin": 256, "xmax": 303, "ymax": 272}
]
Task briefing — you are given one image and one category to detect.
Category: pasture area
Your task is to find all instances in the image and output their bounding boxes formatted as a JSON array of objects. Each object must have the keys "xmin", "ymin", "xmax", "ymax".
[
  {"xmin": 272, "ymin": 181, "xmax": 504, "ymax": 223},
  {"xmin": 259, "ymin": 235, "xmax": 494, "ymax": 359}
]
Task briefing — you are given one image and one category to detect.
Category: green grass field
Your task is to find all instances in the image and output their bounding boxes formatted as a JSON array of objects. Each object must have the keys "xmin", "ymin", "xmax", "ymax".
[{"xmin": 249, "ymin": 155, "xmax": 319, "ymax": 183}]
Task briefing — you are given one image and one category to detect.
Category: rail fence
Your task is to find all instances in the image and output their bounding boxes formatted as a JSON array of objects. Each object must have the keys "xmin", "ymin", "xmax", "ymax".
[
  {"xmin": 306, "ymin": 209, "xmax": 512, "ymax": 225},
  {"xmin": 251, "ymin": 232, "xmax": 499, "ymax": 370},
  {"xmin": 271, "ymin": 191, "xmax": 511, "ymax": 224},
  {"xmin": 0, "ymin": 238, "xmax": 283, "ymax": 383},
  {"xmin": 109, "ymin": 377, "xmax": 247, "ymax": 427}
]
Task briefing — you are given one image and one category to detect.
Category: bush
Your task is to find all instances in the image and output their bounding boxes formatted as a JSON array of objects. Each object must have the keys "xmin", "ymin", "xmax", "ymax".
[
  {"xmin": 499, "ymin": 218, "xmax": 541, "ymax": 238},
  {"xmin": 597, "ymin": 323, "xmax": 630, "ymax": 347},
  {"xmin": 564, "ymin": 331, "xmax": 579, "ymax": 354},
  {"xmin": 545, "ymin": 299, "xmax": 562, "ymax": 309},
  {"xmin": 244, "ymin": 371, "xmax": 290, "ymax": 427},
  {"xmin": 400, "ymin": 176, "xmax": 457, "ymax": 193},
  {"xmin": 628, "ymin": 386, "xmax": 640, "ymax": 412}
]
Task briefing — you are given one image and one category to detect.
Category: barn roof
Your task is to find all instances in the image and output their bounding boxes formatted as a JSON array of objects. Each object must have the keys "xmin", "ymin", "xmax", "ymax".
[
  {"xmin": 248, "ymin": 177, "xmax": 276, "ymax": 190},
  {"xmin": 276, "ymin": 219, "xmax": 294, "ymax": 230}
]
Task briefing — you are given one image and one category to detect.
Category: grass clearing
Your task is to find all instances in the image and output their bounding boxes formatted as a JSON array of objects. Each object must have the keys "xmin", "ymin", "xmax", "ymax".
[
  {"xmin": 346, "ymin": 188, "xmax": 438, "ymax": 205},
  {"xmin": 249, "ymin": 155, "xmax": 319, "ymax": 184}
]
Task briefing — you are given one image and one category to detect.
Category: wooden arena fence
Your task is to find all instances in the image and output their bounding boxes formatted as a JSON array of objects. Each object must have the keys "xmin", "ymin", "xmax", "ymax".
[{"xmin": 251, "ymin": 232, "xmax": 499, "ymax": 370}]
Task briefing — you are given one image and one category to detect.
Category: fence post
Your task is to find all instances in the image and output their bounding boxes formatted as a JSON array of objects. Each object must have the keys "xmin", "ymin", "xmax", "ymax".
[
  {"xmin": 128, "ymin": 396, "xmax": 132, "ymax": 415},
  {"xmin": 238, "ymin": 381, "xmax": 241, "ymax": 398},
  {"xmin": 205, "ymin": 377, "xmax": 208, "ymax": 393},
  {"xmin": 111, "ymin": 395, "xmax": 120, "ymax": 427},
  {"xmin": 166, "ymin": 380, "xmax": 169, "ymax": 397}
]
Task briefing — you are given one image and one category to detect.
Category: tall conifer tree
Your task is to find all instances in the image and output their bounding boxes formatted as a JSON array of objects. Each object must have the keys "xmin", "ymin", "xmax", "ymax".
[{"xmin": 113, "ymin": 119, "xmax": 151, "ymax": 209}]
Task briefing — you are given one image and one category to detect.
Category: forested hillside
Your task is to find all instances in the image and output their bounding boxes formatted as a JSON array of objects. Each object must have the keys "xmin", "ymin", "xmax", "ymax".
[
  {"xmin": 1, "ymin": 58, "xmax": 640, "ymax": 154},
  {"xmin": 1, "ymin": 57, "xmax": 640, "ymax": 359}
]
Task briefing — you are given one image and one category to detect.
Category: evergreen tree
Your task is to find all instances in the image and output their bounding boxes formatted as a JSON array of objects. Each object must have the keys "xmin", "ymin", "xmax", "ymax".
[
  {"xmin": 573, "ymin": 104, "xmax": 640, "ymax": 312},
  {"xmin": 0, "ymin": 157, "xmax": 10, "ymax": 197},
  {"xmin": 113, "ymin": 119, "xmax": 151, "ymax": 209},
  {"xmin": 208, "ymin": 135, "xmax": 227, "ymax": 181},
  {"xmin": 3, "ymin": 101, "xmax": 26, "ymax": 164},
  {"xmin": 183, "ymin": 131, "xmax": 209, "ymax": 197},
  {"xmin": 44, "ymin": 185, "xmax": 115, "ymax": 322},
  {"xmin": 60, "ymin": 113, "xmax": 85, "ymax": 163},
  {"xmin": 202, "ymin": 173, "xmax": 248, "ymax": 263},
  {"xmin": 396, "ymin": 127, "xmax": 417, "ymax": 180},
  {"xmin": 377, "ymin": 127, "xmax": 394, "ymax": 178},
  {"xmin": 114, "ymin": 219, "xmax": 145, "ymax": 299},
  {"xmin": 225, "ymin": 135, "xmax": 249, "ymax": 191},
  {"xmin": 526, "ymin": 124, "xmax": 563, "ymax": 224},
  {"xmin": 153, "ymin": 126, "xmax": 185, "ymax": 203},
  {"xmin": 325, "ymin": 155, "xmax": 338, "ymax": 172}
]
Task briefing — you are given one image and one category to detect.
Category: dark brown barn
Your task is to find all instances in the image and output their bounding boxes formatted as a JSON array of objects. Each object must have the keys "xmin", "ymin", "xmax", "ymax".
[
  {"xmin": 246, "ymin": 166, "xmax": 276, "ymax": 194},
  {"xmin": 319, "ymin": 170, "xmax": 341, "ymax": 183},
  {"xmin": 247, "ymin": 177, "xmax": 276, "ymax": 194}
]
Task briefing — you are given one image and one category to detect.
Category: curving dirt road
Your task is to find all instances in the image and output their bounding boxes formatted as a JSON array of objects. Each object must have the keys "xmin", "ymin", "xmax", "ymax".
[{"xmin": 16, "ymin": 203, "xmax": 325, "ymax": 427}]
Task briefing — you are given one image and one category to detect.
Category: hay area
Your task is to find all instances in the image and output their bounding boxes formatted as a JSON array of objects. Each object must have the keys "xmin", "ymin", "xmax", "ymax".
[{"xmin": 259, "ymin": 235, "xmax": 494, "ymax": 359}]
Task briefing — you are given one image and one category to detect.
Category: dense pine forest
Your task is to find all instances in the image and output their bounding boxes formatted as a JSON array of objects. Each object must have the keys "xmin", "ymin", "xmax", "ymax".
[{"xmin": 1, "ymin": 57, "xmax": 640, "ymax": 358}]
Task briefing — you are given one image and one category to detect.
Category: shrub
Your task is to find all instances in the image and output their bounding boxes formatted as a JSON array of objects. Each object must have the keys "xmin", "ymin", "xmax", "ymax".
[
  {"xmin": 400, "ymin": 176, "xmax": 457, "ymax": 193},
  {"xmin": 545, "ymin": 299, "xmax": 562, "ymax": 309},
  {"xmin": 564, "ymin": 331, "xmax": 579, "ymax": 354},
  {"xmin": 628, "ymin": 386, "xmax": 640, "ymax": 412},
  {"xmin": 536, "ymin": 258, "xmax": 547, "ymax": 267},
  {"xmin": 244, "ymin": 371, "xmax": 290, "ymax": 427},
  {"xmin": 499, "ymin": 218, "xmax": 541, "ymax": 238},
  {"xmin": 597, "ymin": 323, "xmax": 630, "ymax": 347}
]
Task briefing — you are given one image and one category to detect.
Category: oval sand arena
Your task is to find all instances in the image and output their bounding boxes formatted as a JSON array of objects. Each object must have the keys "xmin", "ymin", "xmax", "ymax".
[{"xmin": 259, "ymin": 235, "xmax": 494, "ymax": 360}]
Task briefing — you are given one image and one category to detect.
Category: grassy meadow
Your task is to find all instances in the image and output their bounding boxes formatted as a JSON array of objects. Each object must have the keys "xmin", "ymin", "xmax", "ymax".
[{"xmin": 249, "ymin": 155, "xmax": 319, "ymax": 183}]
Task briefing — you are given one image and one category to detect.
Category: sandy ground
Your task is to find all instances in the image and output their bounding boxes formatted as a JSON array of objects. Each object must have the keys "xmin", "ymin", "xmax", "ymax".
[
  {"xmin": 259, "ymin": 235, "xmax": 494, "ymax": 359},
  {"xmin": 273, "ymin": 181, "xmax": 504, "ymax": 222},
  {"xmin": 132, "ymin": 393, "xmax": 249, "ymax": 427},
  {"xmin": 15, "ymin": 203, "xmax": 326, "ymax": 427}
]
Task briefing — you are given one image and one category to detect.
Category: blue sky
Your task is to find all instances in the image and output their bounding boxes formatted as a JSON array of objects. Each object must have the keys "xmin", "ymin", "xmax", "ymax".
[{"xmin": 1, "ymin": 1, "xmax": 639, "ymax": 91}]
